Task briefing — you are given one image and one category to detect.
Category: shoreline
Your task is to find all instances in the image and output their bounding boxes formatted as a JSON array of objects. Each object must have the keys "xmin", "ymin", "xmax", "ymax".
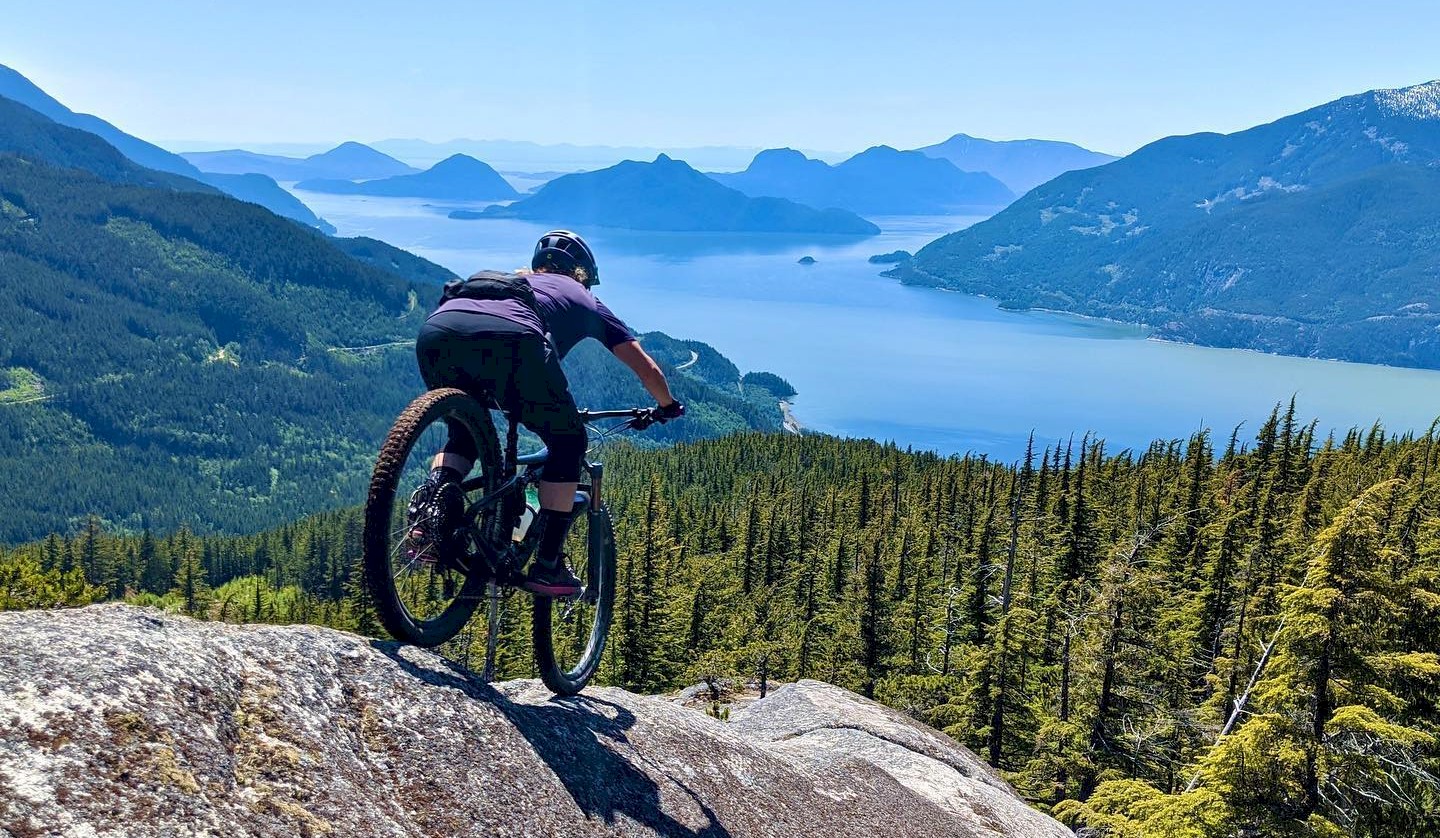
[
  {"xmin": 779, "ymin": 399, "xmax": 804, "ymax": 435},
  {"xmin": 898, "ymin": 277, "xmax": 1440, "ymax": 373}
]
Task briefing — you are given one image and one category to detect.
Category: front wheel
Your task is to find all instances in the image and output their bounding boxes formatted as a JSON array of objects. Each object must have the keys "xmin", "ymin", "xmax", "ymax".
[
  {"xmin": 532, "ymin": 504, "xmax": 617, "ymax": 695},
  {"xmin": 363, "ymin": 388, "xmax": 501, "ymax": 647}
]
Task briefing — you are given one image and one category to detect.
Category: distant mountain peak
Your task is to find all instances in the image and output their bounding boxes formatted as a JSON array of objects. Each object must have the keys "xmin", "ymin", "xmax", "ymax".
[
  {"xmin": 914, "ymin": 133, "xmax": 1117, "ymax": 193},
  {"xmin": 431, "ymin": 153, "xmax": 486, "ymax": 170},
  {"xmin": 742, "ymin": 148, "xmax": 829, "ymax": 177},
  {"xmin": 475, "ymin": 154, "xmax": 879, "ymax": 234},
  {"xmin": 307, "ymin": 141, "xmax": 409, "ymax": 167},
  {"xmin": 1374, "ymin": 80, "xmax": 1440, "ymax": 120},
  {"xmin": 752, "ymin": 147, "xmax": 808, "ymax": 162},
  {"xmin": 713, "ymin": 145, "xmax": 1012, "ymax": 214},
  {"xmin": 296, "ymin": 151, "xmax": 516, "ymax": 200}
]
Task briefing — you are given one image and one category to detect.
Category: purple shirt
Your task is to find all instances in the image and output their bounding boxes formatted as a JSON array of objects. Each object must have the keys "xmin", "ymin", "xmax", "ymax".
[{"xmin": 433, "ymin": 272, "xmax": 635, "ymax": 358}]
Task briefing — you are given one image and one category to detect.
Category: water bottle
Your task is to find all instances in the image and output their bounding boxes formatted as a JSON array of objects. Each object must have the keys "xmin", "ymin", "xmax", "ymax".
[{"xmin": 512, "ymin": 502, "xmax": 538, "ymax": 542}]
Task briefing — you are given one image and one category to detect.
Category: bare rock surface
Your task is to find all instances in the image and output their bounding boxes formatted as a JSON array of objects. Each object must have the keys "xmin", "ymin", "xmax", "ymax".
[
  {"xmin": 730, "ymin": 681, "xmax": 1071, "ymax": 838},
  {"xmin": 0, "ymin": 604, "xmax": 1067, "ymax": 837}
]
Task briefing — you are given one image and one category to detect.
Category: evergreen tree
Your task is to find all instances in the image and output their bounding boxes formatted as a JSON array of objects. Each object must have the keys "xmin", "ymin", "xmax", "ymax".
[{"xmin": 170, "ymin": 544, "xmax": 213, "ymax": 616}]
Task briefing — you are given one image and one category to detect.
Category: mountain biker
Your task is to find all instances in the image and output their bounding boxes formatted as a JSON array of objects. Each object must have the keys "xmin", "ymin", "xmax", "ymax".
[{"xmin": 409, "ymin": 230, "xmax": 684, "ymax": 596}]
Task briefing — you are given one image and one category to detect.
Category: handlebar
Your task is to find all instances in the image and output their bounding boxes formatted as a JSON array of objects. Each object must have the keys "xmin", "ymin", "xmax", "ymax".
[
  {"xmin": 580, "ymin": 406, "xmax": 662, "ymax": 433},
  {"xmin": 578, "ymin": 408, "xmax": 651, "ymax": 421}
]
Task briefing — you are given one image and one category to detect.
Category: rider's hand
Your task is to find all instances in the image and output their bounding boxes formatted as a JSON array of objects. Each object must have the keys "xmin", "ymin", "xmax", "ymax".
[{"xmin": 656, "ymin": 400, "xmax": 685, "ymax": 423}]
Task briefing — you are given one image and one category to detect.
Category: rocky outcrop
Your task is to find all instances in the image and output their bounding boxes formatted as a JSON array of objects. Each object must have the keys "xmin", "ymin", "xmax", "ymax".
[{"xmin": 0, "ymin": 605, "xmax": 1067, "ymax": 837}]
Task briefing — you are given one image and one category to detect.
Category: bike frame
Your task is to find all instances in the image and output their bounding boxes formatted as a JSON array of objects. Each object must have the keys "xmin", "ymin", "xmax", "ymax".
[{"xmin": 454, "ymin": 406, "xmax": 644, "ymax": 682}]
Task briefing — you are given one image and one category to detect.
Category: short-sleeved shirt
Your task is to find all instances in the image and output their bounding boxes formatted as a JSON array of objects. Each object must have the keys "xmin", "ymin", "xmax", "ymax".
[{"xmin": 432, "ymin": 271, "xmax": 634, "ymax": 358}]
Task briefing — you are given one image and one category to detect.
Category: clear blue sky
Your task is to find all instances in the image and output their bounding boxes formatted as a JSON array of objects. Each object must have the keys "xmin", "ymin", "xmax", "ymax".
[{"xmin": 4, "ymin": 0, "xmax": 1438, "ymax": 155}]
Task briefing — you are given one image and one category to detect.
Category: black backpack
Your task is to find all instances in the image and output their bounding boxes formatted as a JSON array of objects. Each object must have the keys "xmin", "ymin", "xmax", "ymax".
[{"xmin": 439, "ymin": 270, "xmax": 544, "ymax": 320}]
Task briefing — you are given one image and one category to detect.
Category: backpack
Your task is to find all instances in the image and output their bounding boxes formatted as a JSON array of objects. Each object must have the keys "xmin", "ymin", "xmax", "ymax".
[{"xmin": 439, "ymin": 270, "xmax": 544, "ymax": 320}]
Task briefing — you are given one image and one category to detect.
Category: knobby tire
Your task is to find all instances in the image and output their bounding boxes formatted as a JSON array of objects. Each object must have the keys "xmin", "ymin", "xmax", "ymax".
[{"xmin": 363, "ymin": 388, "xmax": 500, "ymax": 647}]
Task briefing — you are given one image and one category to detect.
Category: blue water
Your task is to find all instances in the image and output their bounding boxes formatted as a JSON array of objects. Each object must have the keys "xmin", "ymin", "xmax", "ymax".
[{"xmin": 296, "ymin": 190, "xmax": 1440, "ymax": 461}]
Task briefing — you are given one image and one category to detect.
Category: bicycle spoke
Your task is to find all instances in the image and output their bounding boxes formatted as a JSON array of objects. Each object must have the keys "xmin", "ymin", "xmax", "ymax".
[{"xmin": 392, "ymin": 555, "xmax": 423, "ymax": 580}]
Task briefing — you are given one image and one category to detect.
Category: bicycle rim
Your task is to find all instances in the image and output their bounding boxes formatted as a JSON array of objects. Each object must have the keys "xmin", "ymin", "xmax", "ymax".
[{"xmin": 532, "ymin": 504, "xmax": 616, "ymax": 695}]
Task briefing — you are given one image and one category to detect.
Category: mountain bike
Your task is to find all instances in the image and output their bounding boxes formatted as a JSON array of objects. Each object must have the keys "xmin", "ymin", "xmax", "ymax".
[{"xmin": 362, "ymin": 387, "xmax": 659, "ymax": 695}]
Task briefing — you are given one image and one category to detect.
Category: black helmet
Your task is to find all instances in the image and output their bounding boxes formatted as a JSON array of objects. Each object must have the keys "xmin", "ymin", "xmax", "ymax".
[{"xmin": 531, "ymin": 230, "xmax": 599, "ymax": 287}]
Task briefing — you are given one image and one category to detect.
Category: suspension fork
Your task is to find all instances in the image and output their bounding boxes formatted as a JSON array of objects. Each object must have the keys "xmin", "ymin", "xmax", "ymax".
[
  {"xmin": 587, "ymin": 461, "xmax": 603, "ymax": 510},
  {"xmin": 583, "ymin": 462, "xmax": 604, "ymax": 605}
]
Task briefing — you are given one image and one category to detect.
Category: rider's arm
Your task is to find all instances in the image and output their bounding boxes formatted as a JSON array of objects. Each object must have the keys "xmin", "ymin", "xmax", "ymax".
[{"xmin": 610, "ymin": 340, "xmax": 677, "ymax": 407}]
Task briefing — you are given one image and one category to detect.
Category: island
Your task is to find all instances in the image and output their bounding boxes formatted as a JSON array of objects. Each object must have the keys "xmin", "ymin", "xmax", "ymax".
[
  {"xmin": 459, "ymin": 154, "xmax": 879, "ymax": 235},
  {"xmin": 297, "ymin": 154, "xmax": 519, "ymax": 201}
]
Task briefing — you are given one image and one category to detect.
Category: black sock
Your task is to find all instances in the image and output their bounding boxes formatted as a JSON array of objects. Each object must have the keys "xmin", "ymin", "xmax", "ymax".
[
  {"xmin": 535, "ymin": 508, "xmax": 575, "ymax": 565},
  {"xmin": 428, "ymin": 466, "xmax": 463, "ymax": 485}
]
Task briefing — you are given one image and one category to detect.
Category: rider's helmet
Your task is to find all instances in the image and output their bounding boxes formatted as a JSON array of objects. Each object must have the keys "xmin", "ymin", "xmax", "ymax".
[{"xmin": 531, "ymin": 230, "xmax": 599, "ymax": 288}]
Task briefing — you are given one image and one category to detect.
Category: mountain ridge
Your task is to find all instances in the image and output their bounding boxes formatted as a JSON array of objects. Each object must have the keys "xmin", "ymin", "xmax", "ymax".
[
  {"xmin": 369, "ymin": 137, "xmax": 848, "ymax": 171},
  {"xmin": 712, "ymin": 146, "xmax": 1014, "ymax": 214},
  {"xmin": 472, "ymin": 154, "xmax": 880, "ymax": 234},
  {"xmin": 914, "ymin": 133, "xmax": 1117, "ymax": 194},
  {"xmin": 898, "ymin": 79, "xmax": 1440, "ymax": 369},
  {"xmin": 0, "ymin": 64, "xmax": 332, "ymax": 232},
  {"xmin": 183, "ymin": 141, "xmax": 419, "ymax": 181}
]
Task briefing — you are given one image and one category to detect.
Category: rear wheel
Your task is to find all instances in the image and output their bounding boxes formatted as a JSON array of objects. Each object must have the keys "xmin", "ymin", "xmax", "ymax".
[
  {"xmin": 532, "ymin": 504, "xmax": 616, "ymax": 695},
  {"xmin": 364, "ymin": 388, "xmax": 501, "ymax": 646}
]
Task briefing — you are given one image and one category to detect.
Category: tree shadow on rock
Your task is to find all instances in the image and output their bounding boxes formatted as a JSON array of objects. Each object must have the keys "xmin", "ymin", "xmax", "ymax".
[{"xmin": 375, "ymin": 642, "xmax": 731, "ymax": 838}]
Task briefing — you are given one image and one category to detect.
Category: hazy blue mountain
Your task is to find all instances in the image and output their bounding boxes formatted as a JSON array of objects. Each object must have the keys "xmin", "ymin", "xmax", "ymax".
[
  {"xmin": 712, "ymin": 146, "xmax": 1014, "ymax": 214},
  {"xmin": 472, "ymin": 154, "xmax": 879, "ymax": 235},
  {"xmin": 184, "ymin": 141, "xmax": 418, "ymax": 181},
  {"xmin": 0, "ymin": 63, "xmax": 331, "ymax": 232},
  {"xmin": 199, "ymin": 173, "xmax": 337, "ymax": 234},
  {"xmin": 0, "ymin": 96, "xmax": 205, "ymax": 191},
  {"xmin": 296, "ymin": 154, "xmax": 519, "ymax": 200},
  {"xmin": 914, "ymin": 134, "xmax": 1118, "ymax": 194},
  {"xmin": 0, "ymin": 63, "xmax": 196, "ymax": 178},
  {"xmin": 179, "ymin": 148, "xmax": 299, "ymax": 176},
  {"xmin": 303, "ymin": 141, "xmax": 417, "ymax": 179},
  {"xmin": 370, "ymin": 138, "xmax": 847, "ymax": 172},
  {"xmin": 897, "ymin": 80, "xmax": 1440, "ymax": 369}
]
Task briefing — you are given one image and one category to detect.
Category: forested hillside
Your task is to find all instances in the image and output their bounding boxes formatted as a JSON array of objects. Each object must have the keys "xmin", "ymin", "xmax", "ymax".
[
  {"xmin": 899, "ymin": 80, "xmax": 1440, "ymax": 369},
  {"xmin": 0, "ymin": 109, "xmax": 793, "ymax": 541},
  {"xmin": 0, "ymin": 67, "xmax": 332, "ymax": 231},
  {"xmin": 8, "ymin": 405, "xmax": 1438, "ymax": 836}
]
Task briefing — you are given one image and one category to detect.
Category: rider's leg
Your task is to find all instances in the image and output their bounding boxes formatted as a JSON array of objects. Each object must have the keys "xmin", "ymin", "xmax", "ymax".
[
  {"xmin": 428, "ymin": 425, "xmax": 474, "ymax": 481},
  {"xmin": 410, "ymin": 316, "xmax": 512, "ymax": 550},
  {"xmin": 514, "ymin": 335, "xmax": 587, "ymax": 595},
  {"xmin": 423, "ymin": 419, "xmax": 475, "ymax": 491},
  {"xmin": 537, "ymin": 480, "xmax": 577, "ymax": 513},
  {"xmin": 528, "ymin": 405, "xmax": 587, "ymax": 564}
]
